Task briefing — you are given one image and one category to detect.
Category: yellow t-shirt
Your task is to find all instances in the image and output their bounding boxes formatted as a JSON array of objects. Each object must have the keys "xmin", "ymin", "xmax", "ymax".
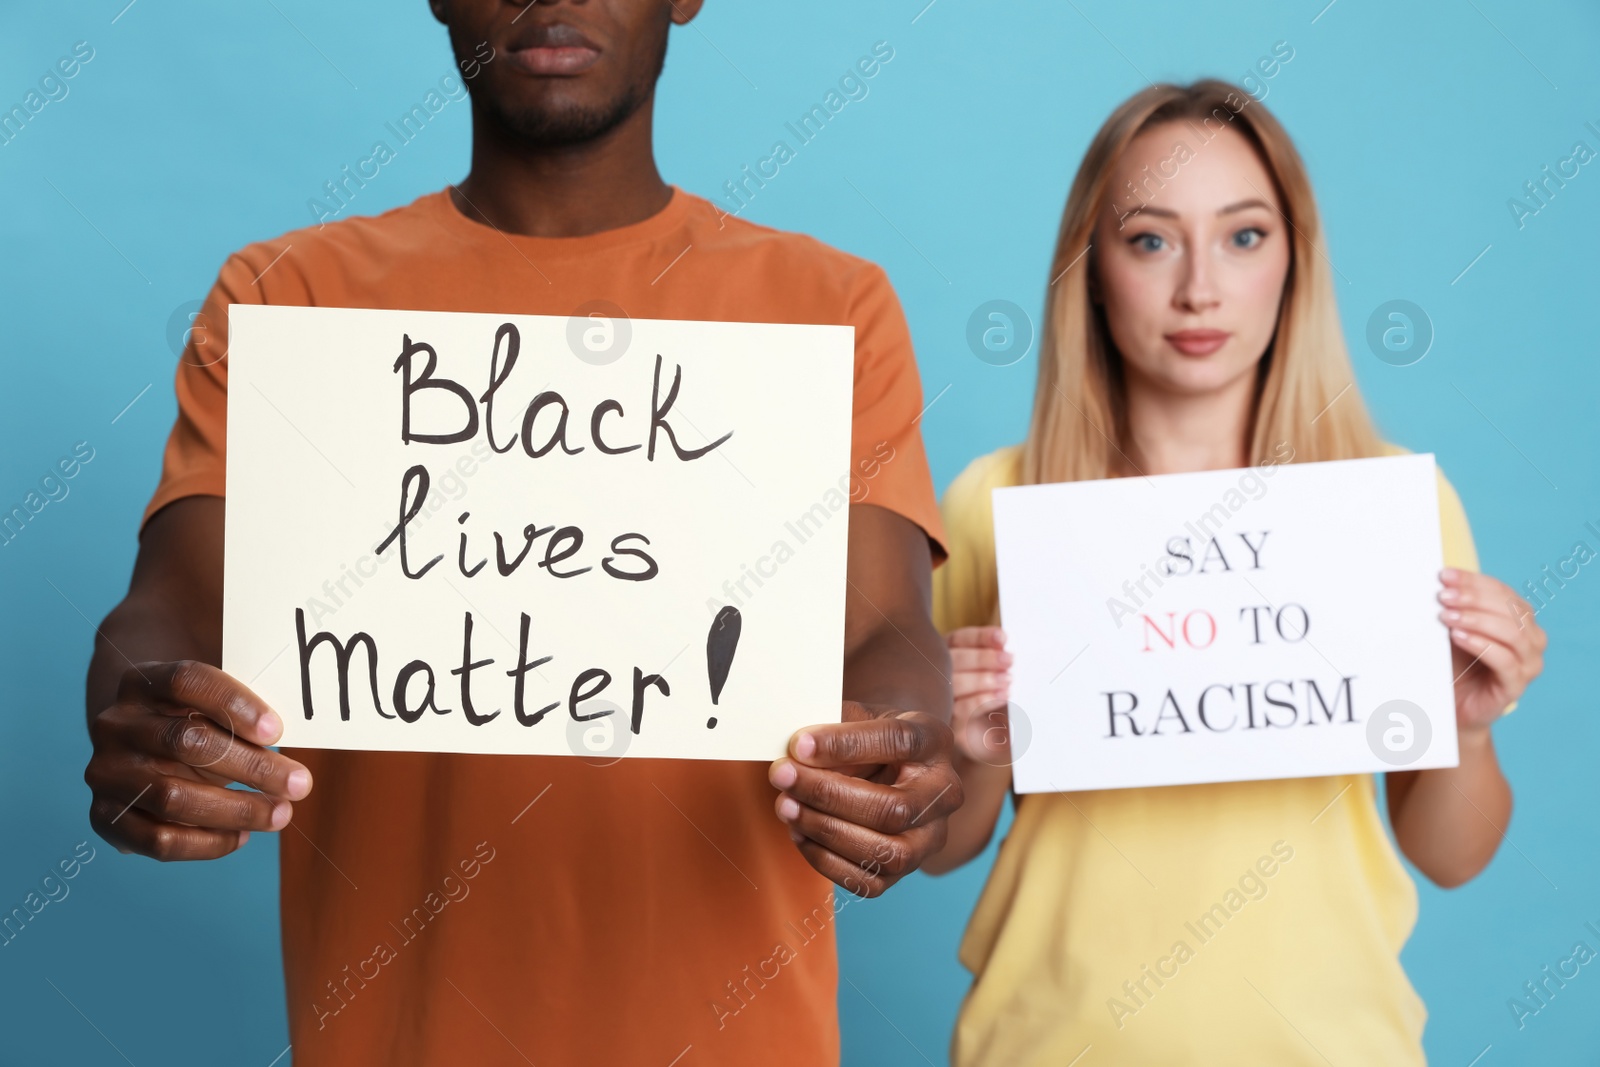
[{"xmin": 935, "ymin": 444, "xmax": 1478, "ymax": 1067}]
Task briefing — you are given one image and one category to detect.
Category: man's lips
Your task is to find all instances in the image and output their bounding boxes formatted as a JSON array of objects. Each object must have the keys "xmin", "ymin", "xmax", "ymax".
[
  {"xmin": 508, "ymin": 23, "xmax": 601, "ymax": 76},
  {"xmin": 510, "ymin": 45, "xmax": 601, "ymax": 75},
  {"xmin": 1164, "ymin": 329, "xmax": 1232, "ymax": 356}
]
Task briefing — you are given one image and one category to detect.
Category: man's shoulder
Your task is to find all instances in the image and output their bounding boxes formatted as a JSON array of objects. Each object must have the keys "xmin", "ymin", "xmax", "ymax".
[
  {"xmin": 680, "ymin": 191, "xmax": 889, "ymax": 293},
  {"xmin": 213, "ymin": 191, "xmax": 443, "ymax": 294}
]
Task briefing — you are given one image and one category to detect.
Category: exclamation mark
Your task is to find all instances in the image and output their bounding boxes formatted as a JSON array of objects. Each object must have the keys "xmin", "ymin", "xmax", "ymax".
[{"xmin": 705, "ymin": 606, "xmax": 742, "ymax": 728}]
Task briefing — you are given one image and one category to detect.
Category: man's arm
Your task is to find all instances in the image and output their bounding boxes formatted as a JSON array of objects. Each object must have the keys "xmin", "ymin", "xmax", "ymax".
[
  {"xmin": 839, "ymin": 504, "xmax": 952, "ymax": 714},
  {"xmin": 86, "ymin": 498, "xmax": 225, "ymax": 719},
  {"xmin": 767, "ymin": 503, "xmax": 961, "ymax": 897},
  {"xmin": 85, "ymin": 497, "xmax": 311, "ymax": 860}
]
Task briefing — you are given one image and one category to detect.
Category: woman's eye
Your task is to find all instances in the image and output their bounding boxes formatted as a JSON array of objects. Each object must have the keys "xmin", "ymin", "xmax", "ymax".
[
  {"xmin": 1232, "ymin": 227, "xmax": 1266, "ymax": 249},
  {"xmin": 1131, "ymin": 233, "xmax": 1166, "ymax": 253}
]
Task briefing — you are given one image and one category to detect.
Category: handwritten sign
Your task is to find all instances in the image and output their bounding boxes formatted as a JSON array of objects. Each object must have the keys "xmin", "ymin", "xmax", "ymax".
[
  {"xmin": 222, "ymin": 305, "xmax": 855, "ymax": 761},
  {"xmin": 993, "ymin": 454, "xmax": 1459, "ymax": 793}
]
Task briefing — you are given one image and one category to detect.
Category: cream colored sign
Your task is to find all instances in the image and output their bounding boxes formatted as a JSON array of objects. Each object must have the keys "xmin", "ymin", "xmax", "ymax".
[{"xmin": 223, "ymin": 305, "xmax": 854, "ymax": 760}]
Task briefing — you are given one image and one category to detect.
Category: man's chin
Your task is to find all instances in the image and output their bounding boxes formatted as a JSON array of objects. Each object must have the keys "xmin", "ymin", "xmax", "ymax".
[{"xmin": 486, "ymin": 93, "xmax": 640, "ymax": 147}]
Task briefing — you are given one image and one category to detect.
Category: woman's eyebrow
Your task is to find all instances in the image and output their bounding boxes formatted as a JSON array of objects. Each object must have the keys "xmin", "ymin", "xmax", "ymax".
[
  {"xmin": 1122, "ymin": 205, "xmax": 1178, "ymax": 220},
  {"xmin": 1119, "ymin": 198, "xmax": 1274, "ymax": 222}
]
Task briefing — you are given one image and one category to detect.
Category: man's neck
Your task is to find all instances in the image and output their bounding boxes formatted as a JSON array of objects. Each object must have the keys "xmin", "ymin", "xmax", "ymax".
[{"xmin": 451, "ymin": 98, "xmax": 672, "ymax": 238}]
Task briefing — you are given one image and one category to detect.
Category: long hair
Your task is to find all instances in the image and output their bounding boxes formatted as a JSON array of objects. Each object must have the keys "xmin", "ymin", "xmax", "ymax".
[{"xmin": 1021, "ymin": 79, "xmax": 1382, "ymax": 486}]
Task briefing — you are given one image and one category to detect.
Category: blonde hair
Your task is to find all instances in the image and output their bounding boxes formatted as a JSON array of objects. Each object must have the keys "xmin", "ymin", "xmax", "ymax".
[{"xmin": 1021, "ymin": 79, "xmax": 1382, "ymax": 486}]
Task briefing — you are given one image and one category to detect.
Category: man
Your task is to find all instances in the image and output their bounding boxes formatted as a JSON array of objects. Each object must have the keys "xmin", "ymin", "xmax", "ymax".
[{"xmin": 83, "ymin": 2, "xmax": 958, "ymax": 1064}]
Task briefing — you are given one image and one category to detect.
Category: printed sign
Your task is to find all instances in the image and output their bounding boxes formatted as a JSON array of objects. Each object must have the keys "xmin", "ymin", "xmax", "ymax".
[
  {"xmin": 994, "ymin": 453, "xmax": 1459, "ymax": 792},
  {"xmin": 223, "ymin": 305, "xmax": 855, "ymax": 760}
]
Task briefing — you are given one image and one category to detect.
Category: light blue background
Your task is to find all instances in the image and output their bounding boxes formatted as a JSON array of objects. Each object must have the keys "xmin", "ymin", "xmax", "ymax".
[{"xmin": 3, "ymin": 1, "xmax": 1596, "ymax": 1063}]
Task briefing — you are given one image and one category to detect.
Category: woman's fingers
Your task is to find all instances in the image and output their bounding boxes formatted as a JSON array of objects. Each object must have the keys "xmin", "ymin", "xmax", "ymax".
[
  {"xmin": 953, "ymin": 667, "xmax": 1010, "ymax": 700},
  {"xmin": 948, "ymin": 626, "xmax": 1007, "ymax": 650},
  {"xmin": 950, "ymin": 646, "xmax": 1012, "ymax": 674},
  {"xmin": 959, "ymin": 701, "xmax": 1015, "ymax": 765},
  {"xmin": 1450, "ymin": 625, "xmax": 1524, "ymax": 688},
  {"xmin": 1436, "ymin": 569, "xmax": 1548, "ymax": 726},
  {"xmin": 950, "ymin": 628, "xmax": 1012, "ymax": 701},
  {"xmin": 954, "ymin": 691, "xmax": 1008, "ymax": 721},
  {"xmin": 1441, "ymin": 570, "xmax": 1540, "ymax": 632},
  {"xmin": 1441, "ymin": 568, "xmax": 1547, "ymax": 649},
  {"xmin": 1441, "ymin": 606, "xmax": 1533, "ymax": 662}
]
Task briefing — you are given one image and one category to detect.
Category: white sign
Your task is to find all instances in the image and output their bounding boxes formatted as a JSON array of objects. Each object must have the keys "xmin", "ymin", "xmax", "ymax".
[
  {"xmin": 994, "ymin": 454, "xmax": 1459, "ymax": 793},
  {"xmin": 223, "ymin": 305, "xmax": 855, "ymax": 761}
]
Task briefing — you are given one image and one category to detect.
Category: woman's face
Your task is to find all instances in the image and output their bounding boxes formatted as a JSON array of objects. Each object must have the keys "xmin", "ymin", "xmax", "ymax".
[{"xmin": 1092, "ymin": 120, "xmax": 1292, "ymax": 397}]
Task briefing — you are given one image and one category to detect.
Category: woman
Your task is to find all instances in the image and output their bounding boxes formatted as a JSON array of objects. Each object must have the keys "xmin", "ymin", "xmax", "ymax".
[{"xmin": 928, "ymin": 80, "xmax": 1545, "ymax": 1064}]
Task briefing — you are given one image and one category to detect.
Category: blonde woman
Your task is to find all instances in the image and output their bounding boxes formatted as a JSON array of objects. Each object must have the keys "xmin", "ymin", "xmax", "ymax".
[{"xmin": 928, "ymin": 80, "xmax": 1546, "ymax": 1064}]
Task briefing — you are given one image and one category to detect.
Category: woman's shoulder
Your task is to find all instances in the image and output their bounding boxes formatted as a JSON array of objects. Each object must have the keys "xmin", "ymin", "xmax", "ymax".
[
  {"xmin": 1376, "ymin": 440, "xmax": 1460, "ymax": 494},
  {"xmin": 944, "ymin": 445, "xmax": 1025, "ymax": 509},
  {"xmin": 935, "ymin": 447, "xmax": 1022, "ymax": 630},
  {"xmin": 1377, "ymin": 441, "xmax": 1478, "ymax": 572}
]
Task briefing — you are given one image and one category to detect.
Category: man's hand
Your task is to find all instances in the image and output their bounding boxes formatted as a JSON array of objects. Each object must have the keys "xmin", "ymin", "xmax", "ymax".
[
  {"xmin": 767, "ymin": 701, "xmax": 961, "ymax": 897},
  {"xmin": 86, "ymin": 659, "xmax": 312, "ymax": 861}
]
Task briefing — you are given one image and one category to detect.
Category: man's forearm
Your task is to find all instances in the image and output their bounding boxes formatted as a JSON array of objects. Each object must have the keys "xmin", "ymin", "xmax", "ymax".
[
  {"xmin": 86, "ymin": 594, "xmax": 218, "ymax": 726},
  {"xmin": 86, "ymin": 498, "xmax": 227, "ymax": 726},
  {"xmin": 842, "ymin": 618, "xmax": 952, "ymax": 721}
]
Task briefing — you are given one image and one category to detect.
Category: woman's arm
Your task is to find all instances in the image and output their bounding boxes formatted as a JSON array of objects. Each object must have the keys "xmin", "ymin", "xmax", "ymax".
[
  {"xmin": 926, "ymin": 753, "xmax": 1013, "ymax": 875},
  {"xmin": 1387, "ymin": 568, "xmax": 1544, "ymax": 887},
  {"xmin": 924, "ymin": 627, "xmax": 1016, "ymax": 875}
]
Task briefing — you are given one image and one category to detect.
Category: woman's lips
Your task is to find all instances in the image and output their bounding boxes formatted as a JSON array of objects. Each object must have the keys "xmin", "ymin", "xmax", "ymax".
[
  {"xmin": 1164, "ymin": 329, "xmax": 1232, "ymax": 356},
  {"xmin": 509, "ymin": 45, "xmax": 601, "ymax": 76}
]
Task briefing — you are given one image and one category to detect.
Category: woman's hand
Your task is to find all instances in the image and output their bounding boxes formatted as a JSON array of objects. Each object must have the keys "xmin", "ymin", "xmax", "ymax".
[
  {"xmin": 1439, "ymin": 567, "xmax": 1546, "ymax": 735},
  {"xmin": 949, "ymin": 626, "xmax": 1014, "ymax": 766},
  {"xmin": 1387, "ymin": 567, "xmax": 1534, "ymax": 888},
  {"xmin": 924, "ymin": 626, "xmax": 1017, "ymax": 875}
]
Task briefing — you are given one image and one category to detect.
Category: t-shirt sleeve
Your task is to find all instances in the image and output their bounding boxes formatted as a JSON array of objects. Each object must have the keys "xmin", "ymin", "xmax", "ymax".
[
  {"xmin": 1435, "ymin": 466, "xmax": 1479, "ymax": 573},
  {"xmin": 932, "ymin": 450, "xmax": 1014, "ymax": 634},
  {"xmin": 843, "ymin": 263, "xmax": 947, "ymax": 562},
  {"xmin": 1433, "ymin": 465, "xmax": 1516, "ymax": 711},
  {"xmin": 1381, "ymin": 442, "xmax": 1478, "ymax": 573},
  {"xmin": 142, "ymin": 241, "xmax": 294, "ymax": 530}
]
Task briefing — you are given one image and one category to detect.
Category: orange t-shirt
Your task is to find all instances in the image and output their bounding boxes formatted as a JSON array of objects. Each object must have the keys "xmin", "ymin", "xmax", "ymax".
[{"xmin": 146, "ymin": 187, "xmax": 946, "ymax": 1066}]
